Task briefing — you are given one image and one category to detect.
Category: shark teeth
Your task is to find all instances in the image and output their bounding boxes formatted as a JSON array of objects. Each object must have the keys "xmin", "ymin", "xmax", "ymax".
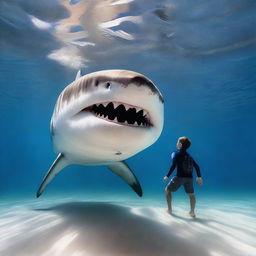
[
  {"xmin": 82, "ymin": 101, "xmax": 152, "ymax": 127},
  {"xmin": 113, "ymin": 102, "xmax": 119, "ymax": 109}
]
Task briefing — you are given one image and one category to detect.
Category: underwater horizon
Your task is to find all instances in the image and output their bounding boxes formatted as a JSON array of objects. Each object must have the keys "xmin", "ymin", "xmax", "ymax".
[{"xmin": 0, "ymin": 0, "xmax": 255, "ymax": 255}]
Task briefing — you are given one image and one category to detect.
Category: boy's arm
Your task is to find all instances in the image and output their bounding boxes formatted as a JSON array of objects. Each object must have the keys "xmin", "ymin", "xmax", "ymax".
[
  {"xmin": 193, "ymin": 159, "xmax": 203, "ymax": 185},
  {"xmin": 193, "ymin": 159, "xmax": 201, "ymax": 177},
  {"xmin": 166, "ymin": 153, "xmax": 177, "ymax": 178}
]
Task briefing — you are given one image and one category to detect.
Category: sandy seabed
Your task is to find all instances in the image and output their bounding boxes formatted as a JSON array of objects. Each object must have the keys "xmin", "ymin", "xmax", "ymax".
[{"xmin": 0, "ymin": 196, "xmax": 255, "ymax": 256}]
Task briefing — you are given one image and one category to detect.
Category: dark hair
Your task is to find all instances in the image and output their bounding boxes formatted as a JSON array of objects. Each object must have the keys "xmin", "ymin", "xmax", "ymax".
[{"xmin": 178, "ymin": 137, "xmax": 191, "ymax": 150}]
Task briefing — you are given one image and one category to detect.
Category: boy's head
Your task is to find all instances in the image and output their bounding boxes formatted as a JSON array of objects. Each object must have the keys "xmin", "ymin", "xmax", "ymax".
[{"xmin": 177, "ymin": 137, "xmax": 191, "ymax": 150}]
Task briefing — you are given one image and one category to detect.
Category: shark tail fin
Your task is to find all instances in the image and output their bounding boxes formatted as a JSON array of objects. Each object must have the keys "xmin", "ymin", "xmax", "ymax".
[
  {"xmin": 36, "ymin": 153, "xmax": 69, "ymax": 198},
  {"xmin": 107, "ymin": 161, "xmax": 143, "ymax": 197}
]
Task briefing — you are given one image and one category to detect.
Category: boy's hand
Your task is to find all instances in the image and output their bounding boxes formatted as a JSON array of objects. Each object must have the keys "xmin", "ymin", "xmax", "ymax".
[
  {"xmin": 196, "ymin": 177, "xmax": 203, "ymax": 185},
  {"xmin": 163, "ymin": 176, "xmax": 168, "ymax": 183}
]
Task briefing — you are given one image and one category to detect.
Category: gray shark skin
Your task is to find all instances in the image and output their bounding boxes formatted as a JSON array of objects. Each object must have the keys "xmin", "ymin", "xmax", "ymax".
[{"xmin": 37, "ymin": 70, "xmax": 164, "ymax": 198}]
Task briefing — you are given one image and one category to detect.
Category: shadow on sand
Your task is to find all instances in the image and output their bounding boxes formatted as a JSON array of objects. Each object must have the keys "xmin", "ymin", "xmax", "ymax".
[
  {"xmin": 3, "ymin": 201, "xmax": 242, "ymax": 256},
  {"xmin": 36, "ymin": 201, "xmax": 209, "ymax": 256}
]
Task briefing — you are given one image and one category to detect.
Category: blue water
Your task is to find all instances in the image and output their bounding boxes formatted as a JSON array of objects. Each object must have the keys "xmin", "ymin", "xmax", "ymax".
[{"xmin": 0, "ymin": 1, "xmax": 256, "ymax": 255}]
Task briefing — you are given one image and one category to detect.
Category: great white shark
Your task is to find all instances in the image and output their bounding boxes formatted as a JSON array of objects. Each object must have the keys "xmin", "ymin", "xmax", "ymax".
[{"xmin": 36, "ymin": 69, "xmax": 164, "ymax": 198}]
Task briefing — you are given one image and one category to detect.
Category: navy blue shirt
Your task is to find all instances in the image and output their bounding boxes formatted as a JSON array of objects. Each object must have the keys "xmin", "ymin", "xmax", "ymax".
[{"xmin": 166, "ymin": 149, "xmax": 201, "ymax": 178}]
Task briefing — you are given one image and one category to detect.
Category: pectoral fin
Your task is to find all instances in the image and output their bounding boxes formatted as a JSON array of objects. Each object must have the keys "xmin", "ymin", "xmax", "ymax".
[
  {"xmin": 107, "ymin": 161, "xmax": 143, "ymax": 197},
  {"xmin": 36, "ymin": 153, "xmax": 69, "ymax": 198}
]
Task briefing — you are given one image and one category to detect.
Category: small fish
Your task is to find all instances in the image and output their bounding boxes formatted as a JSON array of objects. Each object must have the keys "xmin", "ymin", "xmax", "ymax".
[{"xmin": 36, "ymin": 69, "xmax": 164, "ymax": 198}]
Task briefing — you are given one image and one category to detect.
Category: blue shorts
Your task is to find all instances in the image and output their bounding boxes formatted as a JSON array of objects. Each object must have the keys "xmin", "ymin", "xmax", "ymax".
[{"xmin": 166, "ymin": 176, "xmax": 194, "ymax": 194}]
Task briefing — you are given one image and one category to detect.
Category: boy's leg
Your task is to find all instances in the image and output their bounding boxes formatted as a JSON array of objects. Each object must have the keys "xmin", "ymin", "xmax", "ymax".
[
  {"xmin": 184, "ymin": 178, "xmax": 196, "ymax": 217},
  {"xmin": 188, "ymin": 193, "xmax": 196, "ymax": 217},
  {"xmin": 165, "ymin": 188, "xmax": 172, "ymax": 213},
  {"xmin": 165, "ymin": 176, "xmax": 181, "ymax": 213}
]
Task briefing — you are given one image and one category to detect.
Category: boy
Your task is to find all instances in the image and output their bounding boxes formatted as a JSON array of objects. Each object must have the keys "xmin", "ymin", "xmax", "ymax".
[{"xmin": 163, "ymin": 137, "xmax": 203, "ymax": 217}]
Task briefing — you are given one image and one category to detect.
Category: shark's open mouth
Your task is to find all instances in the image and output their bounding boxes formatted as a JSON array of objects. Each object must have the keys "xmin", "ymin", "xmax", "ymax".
[{"xmin": 82, "ymin": 102, "xmax": 152, "ymax": 127}]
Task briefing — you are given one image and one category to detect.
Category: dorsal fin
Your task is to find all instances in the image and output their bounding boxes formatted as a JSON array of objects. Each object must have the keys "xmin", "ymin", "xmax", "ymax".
[{"xmin": 75, "ymin": 70, "xmax": 81, "ymax": 80}]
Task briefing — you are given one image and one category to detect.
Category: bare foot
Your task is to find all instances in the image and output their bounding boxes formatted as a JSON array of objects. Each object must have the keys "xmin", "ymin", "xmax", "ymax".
[
  {"xmin": 189, "ymin": 211, "xmax": 196, "ymax": 218},
  {"xmin": 166, "ymin": 209, "xmax": 172, "ymax": 214}
]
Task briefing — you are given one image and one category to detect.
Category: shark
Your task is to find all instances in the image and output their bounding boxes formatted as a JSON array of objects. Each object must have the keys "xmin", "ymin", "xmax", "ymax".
[{"xmin": 36, "ymin": 69, "xmax": 164, "ymax": 198}]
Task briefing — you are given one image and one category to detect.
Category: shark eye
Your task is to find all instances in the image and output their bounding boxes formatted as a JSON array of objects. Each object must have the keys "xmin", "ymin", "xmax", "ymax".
[
  {"xmin": 106, "ymin": 82, "xmax": 111, "ymax": 89},
  {"xmin": 95, "ymin": 80, "xmax": 99, "ymax": 87}
]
